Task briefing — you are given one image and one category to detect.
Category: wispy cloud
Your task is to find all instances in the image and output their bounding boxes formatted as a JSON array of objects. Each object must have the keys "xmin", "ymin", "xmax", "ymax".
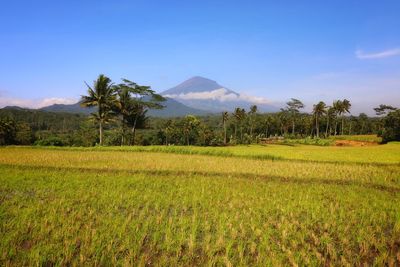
[
  {"xmin": 164, "ymin": 88, "xmax": 271, "ymax": 104},
  {"xmin": 0, "ymin": 97, "xmax": 77, "ymax": 109},
  {"xmin": 356, "ymin": 48, "xmax": 400, "ymax": 59}
]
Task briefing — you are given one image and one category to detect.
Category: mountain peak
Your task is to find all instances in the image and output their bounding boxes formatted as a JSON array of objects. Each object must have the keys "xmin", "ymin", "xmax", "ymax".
[{"xmin": 162, "ymin": 76, "xmax": 237, "ymax": 95}]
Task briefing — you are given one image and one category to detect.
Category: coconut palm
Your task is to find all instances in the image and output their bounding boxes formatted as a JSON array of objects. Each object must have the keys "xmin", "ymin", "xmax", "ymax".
[
  {"xmin": 264, "ymin": 115, "xmax": 273, "ymax": 138},
  {"xmin": 332, "ymin": 100, "xmax": 342, "ymax": 136},
  {"xmin": 249, "ymin": 105, "xmax": 258, "ymax": 137},
  {"xmin": 312, "ymin": 101, "xmax": 327, "ymax": 138},
  {"xmin": 233, "ymin": 107, "xmax": 246, "ymax": 143},
  {"xmin": 341, "ymin": 99, "xmax": 351, "ymax": 135},
  {"xmin": 325, "ymin": 106, "xmax": 335, "ymax": 137},
  {"xmin": 286, "ymin": 98, "xmax": 304, "ymax": 135},
  {"xmin": 222, "ymin": 111, "xmax": 229, "ymax": 145},
  {"xmin": 81, "ymin": 74, "xmax": 117, "ymax": 146}
]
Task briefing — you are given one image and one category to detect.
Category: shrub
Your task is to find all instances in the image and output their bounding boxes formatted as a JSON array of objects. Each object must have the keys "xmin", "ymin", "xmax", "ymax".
[{"xmin": 381, "ymin": 110, "xmax": 400, "ymax": 143}]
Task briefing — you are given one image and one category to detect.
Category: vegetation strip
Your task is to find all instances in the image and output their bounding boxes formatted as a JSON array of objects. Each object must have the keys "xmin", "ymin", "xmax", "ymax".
[
  {"xmin": 6, "ymin": 145, "xmax": 399, "ymax": 167},
  {"xmin": 1, "ymin": 164, "xmax": 399, "ymax": 194}
]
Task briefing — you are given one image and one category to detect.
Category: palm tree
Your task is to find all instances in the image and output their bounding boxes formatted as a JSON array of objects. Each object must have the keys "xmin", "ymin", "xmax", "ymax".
[
  {"xmin": 286, "ymin": 98, "xmax": 304, "ymax": 135},
  {"xmin": 249, "ymin": 105, "xmax": 258, "ymax": 138},
  {"xmin": 222, "ymin": 111, "xmax": 229, "ymax": 145},
  {"xmin": 81, "ymin": 74, "xmax": 117, "ymax": 146},
  {"xmin": 233, "ymin": 108, "xmax": 246, "ymax": 143},
  {"xmin": 325, "ymin": 106, "xmax": 335, "ymax": 137},
  {"xmin": 341, "ymin": 99, "xmax": 351, "ymax": 135},
  {"xmin": 264, "ymin": 115, "xmax": 273, "ymax": 138},
  {"xmin": 312, "ymin": 101, "xmax": 327, "ymax": 138},
  {"xmin": 332, "ymin": 100, "xmax": 342, "ymax": 136}
]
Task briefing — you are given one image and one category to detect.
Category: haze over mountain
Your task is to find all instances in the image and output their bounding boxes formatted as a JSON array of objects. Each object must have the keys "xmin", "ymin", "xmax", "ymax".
[
  {"xmin": 39, "ymin": 98, "xmax": 207, "ymax": 118},
  {"xmin": 161, "ymin": 76, "xmax": 278, "ymax": 112}
]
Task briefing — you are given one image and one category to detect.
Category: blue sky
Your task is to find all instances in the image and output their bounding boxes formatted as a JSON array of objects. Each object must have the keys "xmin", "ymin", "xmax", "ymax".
[{"xmin": 1, "ymin": 0, "xmax": 399, "ymax": 114}]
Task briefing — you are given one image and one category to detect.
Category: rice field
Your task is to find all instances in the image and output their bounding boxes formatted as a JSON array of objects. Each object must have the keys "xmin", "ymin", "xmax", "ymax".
[{"xmin": 1, "ymin": 144, "xmax": 400, "ymax": 266}]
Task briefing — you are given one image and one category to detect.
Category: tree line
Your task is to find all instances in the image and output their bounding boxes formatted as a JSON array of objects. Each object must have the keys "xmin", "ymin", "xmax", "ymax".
[{"xmin": 1, "ymin": 74, "xmax": 399, "ymax": 146}]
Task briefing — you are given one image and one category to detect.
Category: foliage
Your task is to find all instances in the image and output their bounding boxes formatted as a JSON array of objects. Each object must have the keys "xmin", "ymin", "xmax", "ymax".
[
  {"xmin": 381, "ymin": 109, "xmax": 400, "ymax": 143},
  {"xmin": 34, "ymin": 136, "xmax": 65, "ymax": 146}
]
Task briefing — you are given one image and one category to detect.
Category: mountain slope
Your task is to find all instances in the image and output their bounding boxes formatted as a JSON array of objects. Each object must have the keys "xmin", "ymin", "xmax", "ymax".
[
  {"xmin": 40, "ymin": 98, "xmax": 208, "ymax": 117},
  {"xmin": 40, "ymin": 102, "xmax": 93, "ymax": 114}
]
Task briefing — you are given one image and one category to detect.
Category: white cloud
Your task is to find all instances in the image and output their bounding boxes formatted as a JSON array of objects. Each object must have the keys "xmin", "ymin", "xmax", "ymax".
[
  {"xmin": 0, "ymin": 97, "xmax": 77, "ymax": 109},
  {"xmin": 356, "ymin": 48, "xmax": 400, "ymax": 59},
  {"xmin": 163, "ymin": 88, "xmax": 271, "ymax": 104}
]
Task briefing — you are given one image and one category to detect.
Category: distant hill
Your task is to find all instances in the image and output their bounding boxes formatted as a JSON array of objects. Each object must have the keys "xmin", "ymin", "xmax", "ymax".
[
  {"xmin": 161, "ymin": 76, "xmax": 278, "ymax": 112},
  {"xmin": 40, "ymin": 102, "xmax": 93, "ymax": 114},
  {"xmin": 39, "ymin": 98, "xmax": 208, "ymax": 117}
]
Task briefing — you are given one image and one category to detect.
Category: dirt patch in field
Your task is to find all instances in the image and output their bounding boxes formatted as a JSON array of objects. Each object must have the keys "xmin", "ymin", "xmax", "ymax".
[{"xmin": 334, "ymin": 140, "xmax": 379, "ymax": 147}]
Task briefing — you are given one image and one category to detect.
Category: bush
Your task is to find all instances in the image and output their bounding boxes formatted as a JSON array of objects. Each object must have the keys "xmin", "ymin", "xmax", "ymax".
[
  {"xmin": 34, "ymin": 136, "xmax": 65, "ymax": 146},
  {"xmin": 381, "ymin": 110, "xmax": 400, "ymax": 143}
]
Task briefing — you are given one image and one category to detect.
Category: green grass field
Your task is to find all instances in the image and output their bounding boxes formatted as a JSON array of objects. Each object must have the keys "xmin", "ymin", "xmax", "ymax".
[{"xmin": 1, "ymin": 144, "xmax": 400, "ymax": 266}]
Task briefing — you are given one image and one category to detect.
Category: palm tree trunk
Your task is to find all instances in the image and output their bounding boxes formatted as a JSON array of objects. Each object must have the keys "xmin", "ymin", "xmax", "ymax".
[
  {"xmin": 131, "ymin": 116, "xmax": 138, "ymax": 146},
  {"xmin": 234, "ymin": 124, "xmax": 237, "ymax": 140},
  {"xmin": 325, "ymin": 116, "xmax": 329, "ymax": 137},
  {"xmin": 292, "ymin": 120, "xmax": 295, "ymax": 135},
  {"xmin": 223, "ymin": 122, "xmax": 227, "ymax": 145},
  {"xmin": 316, "ymin": 115, "xmax": 319, "ymax": 138},
  {"xmin": 334, "ymin": 120, "xmax": 338, "ymax": 136},
  {"xmin": 99, "ymin": 121, "xmax": 103, "ymax": 146},
  {"xmin": 341, "ymin": 116, "xmax": 344, "ymax": 135}
]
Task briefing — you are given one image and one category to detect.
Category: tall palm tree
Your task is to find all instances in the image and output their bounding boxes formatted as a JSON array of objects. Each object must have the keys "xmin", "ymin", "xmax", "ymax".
[
  {"xmin": 286, "ymin": 98, "xmax": 304, "ymax": 135},
  {"xmin": 233, "ymin": 108, "xmax": 246, "ymax": 143},
  {"xmin": 222, "ymin": 111, "xmax": 229, "ymax": 145},
  {"xmin": 341, "ymin": 99, "xmax": 351, "ymax": 135},
  {"xmin": 264, "ymin": 115, "xmax": 273, "ymax": 138},
  {"xmin": 325, "ymin": 106, "xmax": 335, "ymax": 137},
  {"xmin": 332, "ymin": 100, "xmax": 342, "ymax": 136},
  {"xmin": 312, "ymin": 101, "xmax": 327, "ymax": 138},
  {"xmin": 249, "ymin": 105, "xmax": 258, "ymax": 138},
  {"xmin": 81, "ymin": 74, "xmax": 117, "ymax": 146}
]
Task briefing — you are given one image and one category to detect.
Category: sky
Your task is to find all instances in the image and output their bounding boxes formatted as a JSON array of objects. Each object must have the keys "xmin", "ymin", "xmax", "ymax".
[{"xmin": 0, "ymin": 0, "xmax": 399, "ymax": 115}]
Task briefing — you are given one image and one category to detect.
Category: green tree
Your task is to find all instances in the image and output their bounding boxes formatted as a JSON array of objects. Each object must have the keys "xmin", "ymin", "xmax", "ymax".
[
  {"xmin": 286, "ymin": 98, "xmax": 304, "ymax": 135},
  {"xmin": 183, "ymin": 115, "xmax": 200, "ymax": 146},
  {"xmin": 0, "ymin": 118, "xmax": 17, "ymax": 145},
  {"xmin": 81, "ymin": 74, "xmax": 117, "ymax": 145},
  {"xmin": 116, "ymin": 79, "xmax": 165, "ymax": 145},
  {"xmin": 233, "ymin": 108, "xmax": 246, "ymax": 143},
  {"xmin": 374, "ymin": 104, "xmax": 397, "ymax": 116},
  {"xmin": 312, "ymin": 101, "xmax": 327, "ymax": 138},
  {"xmin": 222, "ymin": 111, "xmax": 229, "ymax": 145},
  {"xmin": 332, "ymin": 100, "xmax": 342, "ymax": 136},
  {"xmin": 248, "ymin": 105, "xmax": 258, "ymax": 138},
  {"xmin": 341, "ymin": 99, "xmax": 351, "ymax": 135},
  {"xmin": 325, "ymin": 106, "xmax": 335, "ymax": 137},
  {"xmin": 264, "ymin": 115, "xmax": 273, "ymax": 138},
  {"xmin": 381, "ymin": 110, "xmax": 400, "ymax": 143}
]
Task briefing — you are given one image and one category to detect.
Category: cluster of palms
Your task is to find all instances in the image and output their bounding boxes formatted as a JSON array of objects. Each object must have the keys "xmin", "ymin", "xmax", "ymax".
[
  {"xmin": 312, "ymin": 99, "xmax": 351, "ymax": 138},
  {"xmin": 220, "ymin": 99, "xmax": 352, "ymax": 142},
  {"xmin": 221, "ymin": 105, "xmax": 258, "ymax": 145},
  {"xmin": 81, "ymin": 74, "xmax": 165, "ymax": 145}
]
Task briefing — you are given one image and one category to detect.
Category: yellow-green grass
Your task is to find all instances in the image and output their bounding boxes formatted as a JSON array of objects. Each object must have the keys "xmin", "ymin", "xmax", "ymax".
[
  {"xmin": 1, "ymin": 146, "xmax": 400, "ymax": 266},
  {"xmin": 20, "ymin": 141, "xmax": 400, "ymax": 164}
]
